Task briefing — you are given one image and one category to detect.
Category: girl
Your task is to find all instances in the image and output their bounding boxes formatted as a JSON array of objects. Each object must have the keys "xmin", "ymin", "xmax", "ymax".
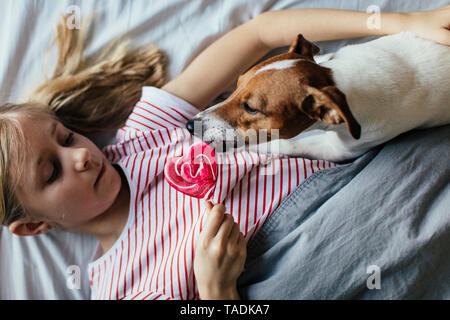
[{"xmin": 1, "ymin": 7, "xmax": 449, "ymax": 300}]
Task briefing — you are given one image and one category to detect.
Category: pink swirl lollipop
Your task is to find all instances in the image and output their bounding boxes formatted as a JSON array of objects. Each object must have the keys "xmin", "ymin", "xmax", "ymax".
[{"xmin": 164, "ymin": 143, "xmax": 217, "ymax": 199}]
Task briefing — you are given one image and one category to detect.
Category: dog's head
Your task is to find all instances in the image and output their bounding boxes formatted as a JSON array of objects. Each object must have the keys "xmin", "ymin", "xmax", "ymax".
[{"xmin": 187, "ymin": 34, "xmax": 361, "ymax": 149}]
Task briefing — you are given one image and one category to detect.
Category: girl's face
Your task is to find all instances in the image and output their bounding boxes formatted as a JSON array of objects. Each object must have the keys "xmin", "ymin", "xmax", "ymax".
[{"xmin": 12, "ymin": 115, "xmax": 123, "ymax": 232}]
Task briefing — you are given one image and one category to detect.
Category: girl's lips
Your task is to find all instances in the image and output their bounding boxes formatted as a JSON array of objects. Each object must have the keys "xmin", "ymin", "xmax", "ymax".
[{"xmin": 94, "ymin": 161, "xmax": 105, "ymax": 186}]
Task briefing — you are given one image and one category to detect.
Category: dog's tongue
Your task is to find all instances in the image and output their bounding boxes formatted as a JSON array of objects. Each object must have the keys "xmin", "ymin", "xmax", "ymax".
[{"xmin": 164, "ymin": 143, "xmax": 217, "ymax": 199}]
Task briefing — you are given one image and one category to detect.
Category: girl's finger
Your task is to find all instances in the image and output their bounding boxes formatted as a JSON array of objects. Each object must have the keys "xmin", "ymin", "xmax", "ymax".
[
  {"xmin": 226, "ymin": 224, "xmax": 238, "ymax": 246},
  {"xmin": 215, "ymin": 214, "xmax": 235, "ymax": 241},
  {"xmin": 202, "ymin": 204, "xmax": 226, "ymax": 239},
  {"xmin": 237, "ymin": 232, "xmax": 246, "ymax": 258},
  {"xmin": 236, "ymin": 228, "xmax": 245, "ymax": 246},
  {"xmin": 205, "ymin": 200, "xmax": 214, "ymax": 211},
  {"xmin": 238, "ymin": 230, "xmax": 246, "ymax": 246}
]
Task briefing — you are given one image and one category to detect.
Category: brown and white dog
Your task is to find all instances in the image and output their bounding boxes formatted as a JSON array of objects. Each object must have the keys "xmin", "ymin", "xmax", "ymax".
[{"xmin": 186, "ymin": 32, "xmax": 450, "ymax": 162}]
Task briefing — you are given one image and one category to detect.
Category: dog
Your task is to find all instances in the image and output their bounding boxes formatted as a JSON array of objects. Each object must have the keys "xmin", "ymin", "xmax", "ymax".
[{"xmin": 186, "ymin": 32, "xmax": 450, "ymax": 162}]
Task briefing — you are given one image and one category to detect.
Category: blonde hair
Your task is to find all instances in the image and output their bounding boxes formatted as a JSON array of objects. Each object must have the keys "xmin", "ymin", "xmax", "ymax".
[
  {"xmin": 0, "ymin": 15, "xmax": 167, "ymax": 225},
  {"xmin": 0, "ymin": 103, "xmax": 57, "ymax": 225},
  {"xmin": 28, "ymin": 15, "xmax": 167, "ymax": 135}
]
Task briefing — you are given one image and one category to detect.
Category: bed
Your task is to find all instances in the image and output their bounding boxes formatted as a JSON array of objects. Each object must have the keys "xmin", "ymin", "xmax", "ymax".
[{"xmin": 1, "ymin": 0, "xmax": 448, "ymax": 299}]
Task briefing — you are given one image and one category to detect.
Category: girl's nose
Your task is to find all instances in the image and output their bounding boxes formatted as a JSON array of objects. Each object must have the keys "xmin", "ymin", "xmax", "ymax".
[{"xmin": 73, "ymin": 148, "xmax": 92, "ymax": 171}]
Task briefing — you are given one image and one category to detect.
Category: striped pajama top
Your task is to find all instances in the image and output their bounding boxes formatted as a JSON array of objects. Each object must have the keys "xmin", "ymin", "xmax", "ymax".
[{"xmin": 88, "ymin": 86, "xmax": 336, "ymax": 300}]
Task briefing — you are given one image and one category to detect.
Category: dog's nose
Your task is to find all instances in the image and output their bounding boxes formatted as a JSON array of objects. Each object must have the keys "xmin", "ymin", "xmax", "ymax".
[{"xmin": 186, "ymin": 119, "xmax": 195, "ymax": 134}]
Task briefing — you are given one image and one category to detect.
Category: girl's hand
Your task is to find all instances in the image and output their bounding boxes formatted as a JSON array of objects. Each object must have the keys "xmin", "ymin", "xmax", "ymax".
[
  {"xmin": 194, "ymin": 201, "xmax": 246, "ymax": 300},
  {"xmin": 406, "ymin": 5, "xmax": 450, "ymax": 45}
]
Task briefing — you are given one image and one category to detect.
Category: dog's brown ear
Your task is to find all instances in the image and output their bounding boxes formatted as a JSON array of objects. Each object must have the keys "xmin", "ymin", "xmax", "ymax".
[
  {"xmin": 288, "ymin": 34, "xmax": 320, "ymax": 59},
  {"xmin": 300, "ymin": 85, "xmax": 361, "ymax": 139}
]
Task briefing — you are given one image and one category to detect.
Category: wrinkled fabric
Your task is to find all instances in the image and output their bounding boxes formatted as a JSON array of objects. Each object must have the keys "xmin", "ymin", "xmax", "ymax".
[{"xmin": 238, "ymin": 125, "xmax": 450, "ymax": 299}]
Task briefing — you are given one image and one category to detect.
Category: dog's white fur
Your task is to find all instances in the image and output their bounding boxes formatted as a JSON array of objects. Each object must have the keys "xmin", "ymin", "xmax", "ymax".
[
  {"xmin": 255, "ymin": 59, "xmax": 303, "ymax": 75},
  {"xmin": 252, "ymin": 31, "xmax": 450, "ymax": 161}
]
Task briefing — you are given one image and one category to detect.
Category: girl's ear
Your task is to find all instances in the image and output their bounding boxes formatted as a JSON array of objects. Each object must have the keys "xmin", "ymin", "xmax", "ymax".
[{"xmin": 8, "ymin": 219, "xmax": 55, "ymax": 237}]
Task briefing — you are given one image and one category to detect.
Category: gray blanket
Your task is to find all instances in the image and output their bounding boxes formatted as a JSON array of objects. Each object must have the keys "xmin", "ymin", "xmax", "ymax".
[{"xmin": 238, "ymin": 125, "xmax": 450, "ymax": 299}]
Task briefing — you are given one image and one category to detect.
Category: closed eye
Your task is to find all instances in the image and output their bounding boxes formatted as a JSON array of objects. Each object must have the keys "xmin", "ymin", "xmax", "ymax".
[
  {"xmin": 47, "ymin": 132, "xmax": 75, "ymax": 184},
  {"xmin": 242, "ymin": 102, "xmax": 259, "ymax": 115}
]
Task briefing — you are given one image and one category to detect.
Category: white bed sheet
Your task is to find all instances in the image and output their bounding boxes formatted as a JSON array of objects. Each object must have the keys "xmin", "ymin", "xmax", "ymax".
[{"xmin": 1, "ymin": 0, "xmax": 447, "ymax": 300}]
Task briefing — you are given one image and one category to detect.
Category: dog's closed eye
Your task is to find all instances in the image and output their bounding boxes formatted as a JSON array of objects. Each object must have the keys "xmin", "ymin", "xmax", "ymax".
[{"xmin": 242, "ymin": 102, "xmax": 259, "ymax": 115}]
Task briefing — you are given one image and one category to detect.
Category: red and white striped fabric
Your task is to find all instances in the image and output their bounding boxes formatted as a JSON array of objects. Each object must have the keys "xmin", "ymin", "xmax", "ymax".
[{"xmin": 88, "ymin": 86, "xmax": 337, "ymax": 300}]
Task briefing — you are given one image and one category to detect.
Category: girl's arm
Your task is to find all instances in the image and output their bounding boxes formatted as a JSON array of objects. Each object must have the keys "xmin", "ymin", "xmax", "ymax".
[{"xmin": 163, "ymin": 6, "xmax": 450, "ymax": 110}]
